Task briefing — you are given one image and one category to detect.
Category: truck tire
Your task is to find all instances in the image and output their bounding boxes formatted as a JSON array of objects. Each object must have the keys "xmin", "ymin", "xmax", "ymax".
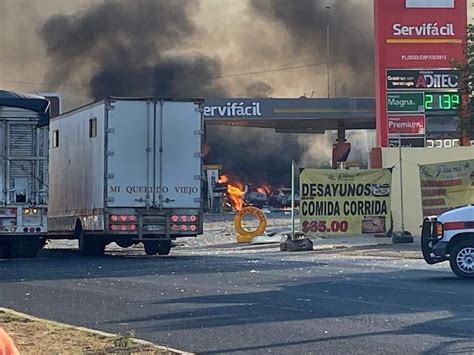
[
  {"xmin": 0, "ymin": 240, "xmax": 8, "ymax": 258},
  {"xmin": 144, "ymin": 240, "xmax": 171, "ymax": 256},
  {"xmin": 449, "ymin": 240, "xmax": 474, "ymax": 279},
  {"xmin": 7, "ymin": 237, "xmax": 41, "ymax": 258},
  {"xmin": 79, "ymin": 232, "xmax": 106, "ymax": 257},
  {"xmin": 144, "ymin": 241, "xmax": 159, "ymax": 255},
  {"xmin": 157, "ymin": 240, "xmax": 172, "ymax": 256}
]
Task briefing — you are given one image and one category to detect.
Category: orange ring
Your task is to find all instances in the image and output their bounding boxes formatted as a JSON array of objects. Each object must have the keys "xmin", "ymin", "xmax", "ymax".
[{"xmin": 234, "ymin": 207, "xmax": 267, "ymax": 243}]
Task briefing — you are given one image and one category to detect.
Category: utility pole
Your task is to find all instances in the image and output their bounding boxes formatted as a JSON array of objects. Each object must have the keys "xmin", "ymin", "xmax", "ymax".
[{"xmin": 326, "ymin": 5, "xmax": 331, "ymax": 98}]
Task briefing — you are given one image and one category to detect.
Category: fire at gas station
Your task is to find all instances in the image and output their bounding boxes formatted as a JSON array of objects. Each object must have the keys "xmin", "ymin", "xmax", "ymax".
[{"xmin": 203, "ymin": 0, "xmax": 474, "ymax": 239}]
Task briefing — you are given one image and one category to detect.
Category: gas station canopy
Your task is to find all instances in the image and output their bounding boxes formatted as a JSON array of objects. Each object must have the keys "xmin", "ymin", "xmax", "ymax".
[{"xmin": 203, "ymin": 98, "xmax": 375, "ymax": 133}]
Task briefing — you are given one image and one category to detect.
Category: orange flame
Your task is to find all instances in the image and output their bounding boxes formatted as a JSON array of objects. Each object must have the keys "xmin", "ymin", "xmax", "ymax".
[
  {"xmin": 218, "ymin": 175, "xmax": 229, "ymax": 184},
  {"xmin": 257, "ymin": 185, "xmax": 271, "ymax": 195},
  {"xmin": 227, "ymin": 184, "xmax": 245, "ymax": 211},
  {"xmin": 218, "ymin": 175, "xmax": 245, "ymax": 211}
]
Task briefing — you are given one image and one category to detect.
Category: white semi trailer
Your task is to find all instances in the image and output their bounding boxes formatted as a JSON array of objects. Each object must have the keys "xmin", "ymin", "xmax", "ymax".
[
  {"xmin": 0, "ymin": 91, "xmax": 49, "ymax": 258},
  {"xmin": 47, "ymin": 98, "xmax": 204, "ymax": 256}
]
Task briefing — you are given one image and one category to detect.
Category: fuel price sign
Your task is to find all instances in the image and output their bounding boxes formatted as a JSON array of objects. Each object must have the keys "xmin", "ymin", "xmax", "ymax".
[{"xmin": 424, "ymin": 92, "xmax": 460, "ymax": 111}]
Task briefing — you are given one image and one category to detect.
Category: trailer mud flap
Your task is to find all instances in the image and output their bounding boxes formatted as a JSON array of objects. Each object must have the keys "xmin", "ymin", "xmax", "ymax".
[{"xmin": 421, "ymin": 219, "xmax": 446, "ymax": 265}]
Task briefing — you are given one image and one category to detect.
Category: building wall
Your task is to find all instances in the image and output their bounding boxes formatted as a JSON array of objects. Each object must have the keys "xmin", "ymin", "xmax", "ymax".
[
  {"xmin": 469, "ymin": 0, "xmax": 474, "ymax": 24},
  {"xmin": 380, "ymin": 146, "xmax": 474, "ymax": 235}
]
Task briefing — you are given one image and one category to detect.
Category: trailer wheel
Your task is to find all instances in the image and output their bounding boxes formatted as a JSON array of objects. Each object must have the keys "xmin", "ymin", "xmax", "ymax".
[
  {"xmin": 79, "ymin": 232, "xmax": 106, "ymax": 257},
  {"xmin": 157, "ymin": 240, "xmax": 171, "ymax": 256},
  {"xmin": 144, "ymin": 240, "xmax": 171, "ymax": 256},
  {"xmin": 0, "ymin": 241, "xmax": 8, "ymax": 258},
  {"xmin": 449, "ymin": 240, "xmax": 474, "ymax": 279},
  {"xmin": 7, "ymin": 237, "xmax": 41, "ymax": 258}
]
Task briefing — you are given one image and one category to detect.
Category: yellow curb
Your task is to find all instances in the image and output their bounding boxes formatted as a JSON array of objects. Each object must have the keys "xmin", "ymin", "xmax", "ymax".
[{"xmin": 0, "ymin": 307, "xmax": 193, "ymax": 355}]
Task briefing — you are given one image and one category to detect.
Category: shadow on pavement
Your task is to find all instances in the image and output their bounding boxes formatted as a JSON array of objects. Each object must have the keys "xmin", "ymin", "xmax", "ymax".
[
  {"xmin": 0, "ymin": 248, "xmax": 323, "ymax": 284},
  {"xmin": 111, "ymin": 270, "xmax": 474, "ymax": 354}
]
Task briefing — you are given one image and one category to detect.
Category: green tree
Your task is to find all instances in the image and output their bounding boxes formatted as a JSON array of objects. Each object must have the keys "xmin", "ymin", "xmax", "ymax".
[{"xmin": 454, "ymin": 24, "xmax": 474, "ymax": 145}]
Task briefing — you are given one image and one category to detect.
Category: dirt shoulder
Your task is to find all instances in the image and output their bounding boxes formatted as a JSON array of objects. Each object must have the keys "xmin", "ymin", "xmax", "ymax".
[{"xmin": 0, "ymin": 308, "xmax": 185, "ymax": 354}]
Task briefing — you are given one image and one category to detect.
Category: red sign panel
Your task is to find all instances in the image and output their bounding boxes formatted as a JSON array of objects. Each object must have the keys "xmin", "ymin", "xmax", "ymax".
[
  {"xmin": 374, "ymin": 0, "xmax": 466, "ymax": 146},
  {"xmin": 388, "ymin": 114, "xmax": 426, "ymax": 135}
]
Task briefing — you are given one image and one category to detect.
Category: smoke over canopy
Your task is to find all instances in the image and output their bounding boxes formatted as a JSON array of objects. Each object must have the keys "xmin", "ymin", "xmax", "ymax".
[
  {"xmin": 249, "ymin": 0, "xmax": 374, "ymax": 96},
  {"xmin": 39, "ymin": 0, "xmax": 227, "ymax": 98},
  {"xmin": 36, "ymin": 0, "xmax": 375, "ymax": 185}
]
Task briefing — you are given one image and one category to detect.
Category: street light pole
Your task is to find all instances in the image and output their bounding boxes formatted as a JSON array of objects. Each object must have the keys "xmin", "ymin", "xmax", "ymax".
[{"xmin": 326, "ymin": 5, "xmax": 331, "ymax": 99}]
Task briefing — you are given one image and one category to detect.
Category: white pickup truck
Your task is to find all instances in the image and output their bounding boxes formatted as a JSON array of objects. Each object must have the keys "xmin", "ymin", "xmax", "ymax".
[{"xmin": 421, "ymin": 205, "xmax": 474, "ymax": 278}]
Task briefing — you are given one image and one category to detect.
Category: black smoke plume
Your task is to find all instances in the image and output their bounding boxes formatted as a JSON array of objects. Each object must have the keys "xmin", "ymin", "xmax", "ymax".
[
  {"xmin": 38, "ymin": 0, "xmax": 374, "ymax": 187},
  {"xmin": 249, "ymin": 0, "xmax": 374, "ymax": 96},
  {"xmin": 39, "ymin": 0, "xmax": 226, "ymax": 99}
]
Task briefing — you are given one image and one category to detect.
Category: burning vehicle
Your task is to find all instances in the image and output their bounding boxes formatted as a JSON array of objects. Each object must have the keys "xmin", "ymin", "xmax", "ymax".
[
  {"xmin": 245, "ymin": 186, "xmax": 271, "ymax": 208},
  {"xmin": 268, "ymin": 188, "xmax": 300, "ymax": 209},
  {"xmin": 216, "ymin": 174, "xmax": 299, "ymax": 211}
]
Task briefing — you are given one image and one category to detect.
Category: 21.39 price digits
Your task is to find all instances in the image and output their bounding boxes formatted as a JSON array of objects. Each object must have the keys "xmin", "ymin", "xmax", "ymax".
[{"xmin": 302, "ymin": 220, "xmax": 349, "ymax": 233}]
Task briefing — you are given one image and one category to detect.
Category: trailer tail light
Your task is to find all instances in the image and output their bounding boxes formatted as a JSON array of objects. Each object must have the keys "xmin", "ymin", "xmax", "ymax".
[
  {"xmin": 111, "ymin": 224, "xmax": 137, "ymax": 232},
  {"xmin": 29, "ymin": 227, "xmax": 35, "ymax": 233},
  {"xmin": 36, "ymin": 227, "xmax": 41, "ymax": 233},
  {"xmin": 170, "ymin": 224, "xmax": 197, "ymax": 233},
  {"xmin": 171, "ymin": 215, "xmax": 198, "ymax": 222},
  {"xmin": 23, "ymin": 208, "xmax": 31, "ymax": 215},
  {"xmin": 110, "ymin": 215, "xmax": 137, "ymax": 222},
  {"xmin": 9, "ymin": 208, "xmax": 17, "ymax": 215},
  {"xmin": 32, "ymin": 208, "xmax": 39, "ymax": 215},
  {"xmin": 23, "ymin": 227, "xmax": 28, "ymax": 232}
]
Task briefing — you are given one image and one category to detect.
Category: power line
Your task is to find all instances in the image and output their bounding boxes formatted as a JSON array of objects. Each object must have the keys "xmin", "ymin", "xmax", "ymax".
[
  {"xmin": 215, "ymin": 54, "xmax": 373, "ymax": 79},
  {"xmin": 0, "ymin": 54, "xmax": 374, "ymax": 88}
]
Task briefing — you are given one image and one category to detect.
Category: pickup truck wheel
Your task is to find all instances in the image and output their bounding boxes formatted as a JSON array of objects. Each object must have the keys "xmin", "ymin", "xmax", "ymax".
[
  {"xmin": 449, "ymin": 240, "xmax": 474, "ymax": 279},
  {"xmin": 79, "ymin": 232, "xmax": 106, "ymax": 257},
  {"xmin": 7, "ymin": 237, "xmax": 41, "ymax": 258}
]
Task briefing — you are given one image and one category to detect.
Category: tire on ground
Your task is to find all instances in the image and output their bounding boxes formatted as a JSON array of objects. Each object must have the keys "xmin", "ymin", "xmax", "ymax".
[
  {"xmin": 449, "ymin": 239, "xmax": 474, "ymax": 279},
  {"xmin": 234, "ymin": 207, "xmax": 267, "ymax": 243}
]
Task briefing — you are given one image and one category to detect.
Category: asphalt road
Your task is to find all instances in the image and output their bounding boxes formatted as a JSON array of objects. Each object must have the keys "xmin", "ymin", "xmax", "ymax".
[{"xmin": 1, "ymin": 246, "xmax": 473, "ymax": 354}]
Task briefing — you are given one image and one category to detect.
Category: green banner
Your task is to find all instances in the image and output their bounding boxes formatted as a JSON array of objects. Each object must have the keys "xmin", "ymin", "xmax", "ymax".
[
  {"xmin": 419, "ymin": 160, "xmax": 474, "ymax": 217},
  {"xmin": 300, "ymin": 169, "xmax": 392, "ymax": 236},
  {"xmin": 387, "ymin": 92, "xmax": 424, "ymax": 112}
]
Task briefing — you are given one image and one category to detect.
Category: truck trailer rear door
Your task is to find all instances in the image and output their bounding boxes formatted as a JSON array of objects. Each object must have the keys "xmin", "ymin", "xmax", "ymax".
[
  {"xmin": 158, "ymin": 101, "xmax": 202, "ymax": 209},
  {"xmin": 106, "ymin": 99, "xmax": 202, "ymax": 209},
  {"xmin": 106, "ymin": 100, "xmax": 153, "ymax": 207}
]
